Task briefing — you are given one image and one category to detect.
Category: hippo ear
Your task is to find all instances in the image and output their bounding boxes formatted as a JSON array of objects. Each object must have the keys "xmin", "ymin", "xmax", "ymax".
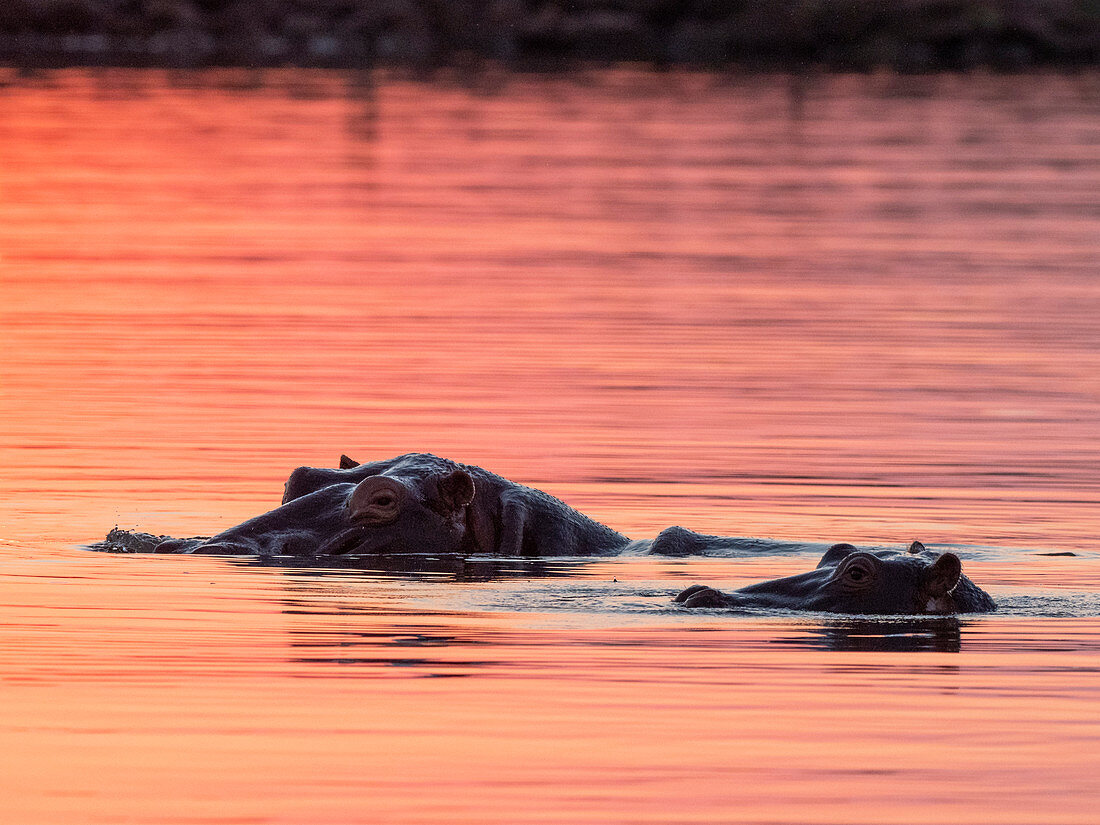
[
  {"xmin": 908, "ymin": 540, "xmax": 926, "ymax": 554},
  {"xmin": 816, "ymin": 543, "xmax": 857, "ymax": 568},
  {"xmin": 925, "ymin": 553, "xmax": 962, "ymax": 595},
  {"xmin": 438, "ymin": 469, "xmax": 475, "ymax": 512},
  {"xmin": 340, "ymin": 455, "xmax": 360, "ymax": 469}
]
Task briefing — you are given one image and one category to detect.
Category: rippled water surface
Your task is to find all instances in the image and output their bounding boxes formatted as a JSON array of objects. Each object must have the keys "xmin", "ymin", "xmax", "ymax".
[{"xmin": 2, "ymin": 69, "xmax": 1099, "ymax": 824}]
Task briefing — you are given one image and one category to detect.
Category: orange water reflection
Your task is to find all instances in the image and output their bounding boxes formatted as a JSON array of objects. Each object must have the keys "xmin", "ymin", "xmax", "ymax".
[
  {"xmin": 2, "ymin": 71, "xmax": 1099, "ymax": 549},
  {"xmin": 1, "ymin": 69, "xmax": 1100, "ymax": 824},
  {"xmin": 2, "ymin": 550, "xmax": 1100, "ymax": 824}
]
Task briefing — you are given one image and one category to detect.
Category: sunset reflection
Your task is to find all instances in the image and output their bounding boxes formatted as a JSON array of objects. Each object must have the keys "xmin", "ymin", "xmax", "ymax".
[{"xmin": 1, "ymin": 68, "xmax": 1099, "ymax": 825}]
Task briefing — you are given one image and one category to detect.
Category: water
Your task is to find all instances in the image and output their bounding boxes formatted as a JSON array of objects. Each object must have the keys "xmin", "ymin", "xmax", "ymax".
[{"xmin": 1, "ymin": 68, "xmax": 1099, "ymax": 824}]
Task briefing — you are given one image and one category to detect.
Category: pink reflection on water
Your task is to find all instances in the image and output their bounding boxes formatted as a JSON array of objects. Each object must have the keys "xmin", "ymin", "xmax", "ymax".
[
  {"xmin": 1, "ymin": 68, "xmax": 1099, "ymax": 823},
  {"xmin": 2, "ymin": 70, "xmax": 1099, "ymax": 549}
]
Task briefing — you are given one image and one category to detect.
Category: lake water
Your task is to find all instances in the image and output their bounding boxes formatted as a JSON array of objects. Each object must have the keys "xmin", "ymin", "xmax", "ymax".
[{"xmin": 1, "ymin": 68, "xmax": 1099, "ymax": 824}]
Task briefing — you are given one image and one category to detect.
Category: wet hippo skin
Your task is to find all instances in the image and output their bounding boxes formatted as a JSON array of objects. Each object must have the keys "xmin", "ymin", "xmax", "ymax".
[
  {"xmin": 98, "ymin": 455, "xmax": 1000, "ymax": 613},
  {"xmin": 104, "ymin": 452, "xmax": 817, "ymax": 558},
  {"xmin": 674, "ymin": 541, "xmax": 996, "ymax": 614},
  {"xmin": 150, "ymin": 453, "xmax": 632, "ymax": 557},
  {"xmin": 282, "ymin": 454, "xmax": 786, "ymax": 558}
]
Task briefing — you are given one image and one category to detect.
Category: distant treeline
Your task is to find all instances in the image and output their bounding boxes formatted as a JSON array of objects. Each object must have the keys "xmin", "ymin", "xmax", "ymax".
[{"xmin": 1, "ymin": 1, "xmax": 1097, "ymax": 72}]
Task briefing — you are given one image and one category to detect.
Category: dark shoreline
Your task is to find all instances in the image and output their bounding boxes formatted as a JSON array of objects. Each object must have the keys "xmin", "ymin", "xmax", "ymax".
[{"xmin": 1, "ymin": 1, "xmax": 1097, "ymax": 74}]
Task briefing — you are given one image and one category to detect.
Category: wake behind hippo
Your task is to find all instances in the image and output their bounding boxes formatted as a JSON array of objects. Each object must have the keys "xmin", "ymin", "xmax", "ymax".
[{"xmin": 675, "ymin": 541, "xmax": 995, "ymax": 614}]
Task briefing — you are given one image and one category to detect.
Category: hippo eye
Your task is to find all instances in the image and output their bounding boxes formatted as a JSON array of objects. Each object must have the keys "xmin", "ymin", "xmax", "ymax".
[
  {"xmin": 373, "ymin": 494, "xmax": 395, "ymax": 507},
  {"xmin": 839, "ymin": 558, "xmax": 876, "ymax": 586}
]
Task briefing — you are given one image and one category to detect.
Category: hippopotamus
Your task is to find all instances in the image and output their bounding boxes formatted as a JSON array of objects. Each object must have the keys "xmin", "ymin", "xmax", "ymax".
[
  {"xmin": 146, "ymin": 453, "xmax": 636, "ymax": 557},
  {"xmin": 95, "ymin": 456, "xmax": 997, "ymax": 617},
  {"xmin": 674, "ymin": 541, "xmax": 995, "ymax": 614},
  {"xmin": 280, "ymin": 454, "xmax": 805, "ymax": 557}
]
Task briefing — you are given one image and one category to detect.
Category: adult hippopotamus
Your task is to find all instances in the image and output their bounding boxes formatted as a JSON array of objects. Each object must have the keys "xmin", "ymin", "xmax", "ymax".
[
  {"xmin": 280, "ymin": 452, "xmax": 636, "ymax": 556},
  {"xmin": 280, "ymin": 454, "xmax": 782, "ymax": 557},
  {"xmin": 674, "ymin": 541, "xmax": 996, "ymax": 614},
  {"xmin": 145, "ymin": 453, "xmax": 636, "ymax": 557},
  {"xmin": 97, "ymin": 455, "xmax": 996, "ymax": 616}
]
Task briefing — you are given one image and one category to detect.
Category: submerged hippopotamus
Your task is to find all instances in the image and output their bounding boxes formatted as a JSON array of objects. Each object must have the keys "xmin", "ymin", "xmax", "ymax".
[
  {"xmin": 674, "ymin": 541, "xmax": 995, "ymax": 614},
  {"xmin": 99, "ymin": 456, "xmax": 996, "ymax": 617},
  {"xmin": 149, "ymin": 452, "xmax": 635, "ymax": 557}
]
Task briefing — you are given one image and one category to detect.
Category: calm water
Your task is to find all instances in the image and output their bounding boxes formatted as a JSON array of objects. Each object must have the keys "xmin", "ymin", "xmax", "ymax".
[{"xmin": 2, "ymin": 68, "xmax": 1100, "ymax": 824}]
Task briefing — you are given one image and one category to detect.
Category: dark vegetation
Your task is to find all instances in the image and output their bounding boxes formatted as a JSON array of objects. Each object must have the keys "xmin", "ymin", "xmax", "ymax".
[{"xmin": 0, "ymin": 1, "xmax": 1097, "ymax": 72}]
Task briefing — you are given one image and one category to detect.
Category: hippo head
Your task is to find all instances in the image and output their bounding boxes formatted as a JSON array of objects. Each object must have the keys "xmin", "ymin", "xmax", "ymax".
[
  {"xmin": 188, "ymin": 461, "xmax": 476, "ymax": 557},
  {"xmin": 675, "ymin": 541, "xmax": 995, "ymax": 614}
]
